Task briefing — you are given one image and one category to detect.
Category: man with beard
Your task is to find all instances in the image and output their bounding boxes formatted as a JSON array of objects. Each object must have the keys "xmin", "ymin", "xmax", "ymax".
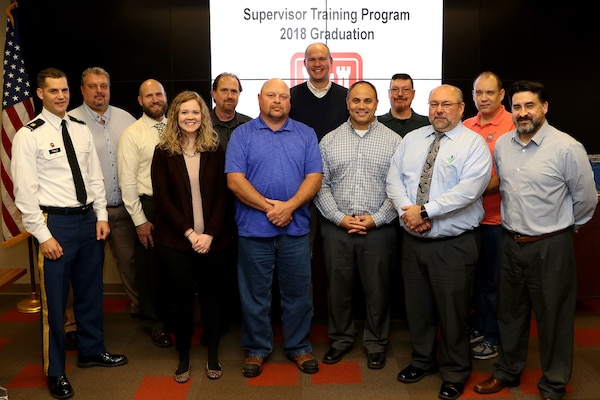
[
  {"xmin": 210, "ymin": 72, "xmax": 252, "ymax": 150},
  {"xmin": 226, "ymin": 78, "xmax": 322, "ymax": 378},
  {"xmin": 387, "ymin": 84, "xmax": 491, "ymax": 400},
  {"xmin": 378, "ymin": 73, "xmax": 429, "ymax": 137},
  {"xmin": 474, "ymin": 81, "xmax": 597, "ymax": 400},
  {"xmin": 209, "ymin": 73, "xmax": 252, "ymax": 338},
  {"xmin": 118, "ymin": 79, "xmax": 173, "ymax": 348}
]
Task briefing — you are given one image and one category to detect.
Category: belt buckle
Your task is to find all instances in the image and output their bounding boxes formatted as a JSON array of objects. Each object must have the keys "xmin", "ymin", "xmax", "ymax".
[{"xmin": 513, "ymin": 232, "xmax": 522, "ymax": 242}]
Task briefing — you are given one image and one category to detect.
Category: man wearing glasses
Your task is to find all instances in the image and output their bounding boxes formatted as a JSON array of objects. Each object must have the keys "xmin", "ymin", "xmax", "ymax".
[
  {"xmin": 386, "ymin": 84, "xmax": 491, "ymax": 400},
  {"xmin": 378, "ymin": 73, "xmax": 429, "ymax": 137}
]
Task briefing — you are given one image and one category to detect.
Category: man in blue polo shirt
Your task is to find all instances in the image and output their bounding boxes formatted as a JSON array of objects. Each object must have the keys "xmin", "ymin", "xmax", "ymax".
[{"xmin": 225, "ymin": 78, "xmax": 323, "ymax": 378}]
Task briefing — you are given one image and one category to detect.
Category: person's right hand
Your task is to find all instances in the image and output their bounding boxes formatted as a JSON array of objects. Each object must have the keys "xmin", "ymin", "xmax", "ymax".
[
  {"xmin": 40, "ymin": 237, "xmax": 63, "ymax": 260},
  {"xmin": 136, "ymin": 221, "xmax": 155, "ymax": 249}
]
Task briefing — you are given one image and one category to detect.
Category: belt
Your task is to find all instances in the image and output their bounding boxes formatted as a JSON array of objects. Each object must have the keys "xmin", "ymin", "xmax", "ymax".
[
  {"xmin": 107, "ymin": 203, "xmax": 123, "ymax": 208},
  {"xmin": 41, "ymin": 203, "xmax": 93, "ymax": 215},
  {"xmin": 139, "ymin": 194, "xmax": 153, "ymax": 201},
  {"xmin": 506, "ymin": 226, "xmax": 572, "ymax": 243},
  {"xmin": 407, "ymin": 227, "xmax": 478, "ymax": 242}
]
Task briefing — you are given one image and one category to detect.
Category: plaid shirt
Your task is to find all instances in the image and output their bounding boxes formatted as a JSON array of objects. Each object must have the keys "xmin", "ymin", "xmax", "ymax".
[{"xmin": 315, "ymin": 119, "xmax": 402, "ymax": 227}]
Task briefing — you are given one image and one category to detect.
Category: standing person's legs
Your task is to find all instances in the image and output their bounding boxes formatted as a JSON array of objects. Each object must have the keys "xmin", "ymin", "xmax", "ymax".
[
  {"xmin": 276, "ymin": 234, "xmax": 313, "ymax": 356},
  {"xmin": 528, "ymin": 232, "xmax": 576, "ymax": 399},
  {"xmin": 401, "ymin": 233, "xmax": 439, "ymax": 371},
  {"xmin": 357, "ymin": 224, "xmax": 396, "ymax": 353},
  {"xmin": 71, "ymin": 211, "xmax": 106, "ymax": 356},
  {"xmin": 107, "ymin": 205, "xmax": 138, "ymax": 315},
  {"xmin": 38, "ymin": 216, "xmax": 73, "ymax": 377},
  {"xmin": 320, "ymin": 220, "xmax": 356, "ymax": 351},
  {"xmin": 430, "ymin": 231, "xmax": 478, "ymax": 384},
  {"xmin": 493, "ymin": 232, "xmax": 531, "ymax": 383},
  {"xmin": 470, "ymin": 224, "xmax": 502, "ymax": 349},
  {"xmin": 136, "ymin": 197, "xmax": 171, "ymax": 346},
  {"xmin": 156, "ymin": 244, "xmax": 194, "ymax": 380},
  {"xmin": 237, "ymin": 236, "xmax": 276, "ymax": 358}
]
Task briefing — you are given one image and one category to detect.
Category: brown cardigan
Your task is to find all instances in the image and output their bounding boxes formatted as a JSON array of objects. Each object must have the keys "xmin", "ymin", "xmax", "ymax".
[{"xmin": 151, "ymin": 144, "xmax": 232, "ymax": 252}]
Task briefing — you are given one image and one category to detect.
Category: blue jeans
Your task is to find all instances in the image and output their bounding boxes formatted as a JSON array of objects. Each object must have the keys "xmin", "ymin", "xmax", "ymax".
[
  {"xmin": 237, "ymin": 234, "xmax": 313, "ymax": 357},
  {"xmin": 470, "ymin": 224, "xmax": 501, "ymax": 344}
]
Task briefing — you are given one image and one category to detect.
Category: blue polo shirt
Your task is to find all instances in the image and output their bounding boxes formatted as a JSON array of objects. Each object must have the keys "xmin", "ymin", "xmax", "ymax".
[{"xmin": 225, "ymin": 116, "xmax": 323, "ymax": 237}]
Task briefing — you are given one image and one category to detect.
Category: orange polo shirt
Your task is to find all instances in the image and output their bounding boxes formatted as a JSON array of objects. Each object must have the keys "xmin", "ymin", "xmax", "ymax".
[{"xmin": 464, "ymin": 106, "xmax": 515, "ymax": 225}]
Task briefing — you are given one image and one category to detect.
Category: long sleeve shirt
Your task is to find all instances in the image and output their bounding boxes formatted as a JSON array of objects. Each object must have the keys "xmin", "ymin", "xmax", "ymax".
[
  {"xmin": 386, "ymin": 123, "xmax": 492, "ymax": 238},
  {"xmin": 117, "ymin": 113, "xmax": 166, "ymax": 226},
  {"xmin": 315, "ymin": 119, "xmax": 402, "ymax": 227},
  {"xmin": 495, "ymin": 121, "xmax": 597, "ymax": 235}
]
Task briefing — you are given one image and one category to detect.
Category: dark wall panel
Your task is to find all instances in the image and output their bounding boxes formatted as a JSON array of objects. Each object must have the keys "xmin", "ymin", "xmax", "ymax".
[{"xmin": 15, "ymin": 0, "xmax": 600, "ymax": 151}]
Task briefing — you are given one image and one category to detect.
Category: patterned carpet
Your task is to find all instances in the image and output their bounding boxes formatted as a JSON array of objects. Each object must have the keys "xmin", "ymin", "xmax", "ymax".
[{"xmin": 1, "ymin": 293, "xmax": 600, "ymax": 400}]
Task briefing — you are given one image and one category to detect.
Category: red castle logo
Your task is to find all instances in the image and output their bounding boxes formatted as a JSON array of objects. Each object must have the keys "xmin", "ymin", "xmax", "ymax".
[{"xmin": 290, "ymin": 52, "xmax": 363, "ymax": 88}]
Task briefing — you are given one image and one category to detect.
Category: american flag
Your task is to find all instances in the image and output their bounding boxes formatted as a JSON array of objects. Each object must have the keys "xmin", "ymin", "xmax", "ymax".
[{"xmin": 1, "ymin": 5, "xmax": 35, "ymax": 247}]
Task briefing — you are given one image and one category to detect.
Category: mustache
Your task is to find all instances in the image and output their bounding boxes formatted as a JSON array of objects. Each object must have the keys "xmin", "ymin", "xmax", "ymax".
[{"xmin": 517, "ymin": 116, "xmax": 532, "ymax": 121}]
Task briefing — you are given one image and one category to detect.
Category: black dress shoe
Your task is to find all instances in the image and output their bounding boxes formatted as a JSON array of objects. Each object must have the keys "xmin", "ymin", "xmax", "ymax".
[
  {"xmin": 48, "ymin": 375, "xmax": 73, "ymax": 399},
  {"xmin": 77, "ymin": 352, "xmax": 128, "ymax": 368},
  {"xmin": 367, "ymin": 352, "xmax": 386, "ymax": 369},
  {"xmin": 397, "ymin": 364, "xmax": 438, "ymax": 383},
  {"xmin": 64, "ymin": 331, "xmax": 77, "ymax": 351},
  {"xmin": 323, "ymin": 346, "xmax": 350, "ymax": 364},
  {"xmin": 439, "ymin": 381, "xmax": 464, "ymax": 400},
  {"xmin": 151, "ymin": 329, "xmax": 173, "ymax": 347}
]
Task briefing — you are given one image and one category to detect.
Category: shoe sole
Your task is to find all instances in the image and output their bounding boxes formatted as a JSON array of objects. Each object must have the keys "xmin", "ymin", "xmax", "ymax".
[
  {"xmin": 473, "ymin": 352, "xmax": 499, "ymax": 360},
  {"xmin": 474, "ymin": 380, "xmax": 520, "ymax": 394},
  {"xmin": 397, "ymin": 369, "xmax": 438, "ymax": 383},
  {"xmin": 242, "ymin": 369, "xmax": 262, "ymax": 378},
  {"xmin": 77, "ymin": 359, "xmax": 128, "ymax": 368}
]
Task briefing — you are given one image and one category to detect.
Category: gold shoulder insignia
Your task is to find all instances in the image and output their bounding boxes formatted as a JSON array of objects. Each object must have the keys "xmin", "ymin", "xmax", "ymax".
[
  {"xmin": 24, "ymin": 119, "xmax": 45, "ymax": 131},
  {"xmin": 68, "ymin": 115, "xmax": 86, "ymax": 125}
]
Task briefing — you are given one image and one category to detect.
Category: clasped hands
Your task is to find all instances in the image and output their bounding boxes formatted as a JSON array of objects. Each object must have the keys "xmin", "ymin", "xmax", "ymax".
[
  {"xmin": 340, "ymin": 214, "xmax": 375, "ymax": 235},
  {"xmin": 187, "ymin": 231, "xmax": 213, "ymax": 254},
  {"xmin": 265, "ymin": 198, "xmax": 293, "ymax": 227},
  {"xmin": 401, "ymin": 204, "xmax": 432, "ymax": 233}
]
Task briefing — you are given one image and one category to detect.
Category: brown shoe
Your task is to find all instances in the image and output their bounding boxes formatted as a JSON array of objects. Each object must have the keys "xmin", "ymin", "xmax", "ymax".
[
  {"xmin": 150, "ymin": 329, "xmax": 173, "ymax": 348},
  {"xmin": 474, "ymin": 376, "xmax": 519, "ymax": 394},
  {"xmin": 287, "ymin": 353, "xmax": 319, "ymax": 374},
  {"xmin": 242, "ymin": 356, "xmax": 264, "ymax": 378}
]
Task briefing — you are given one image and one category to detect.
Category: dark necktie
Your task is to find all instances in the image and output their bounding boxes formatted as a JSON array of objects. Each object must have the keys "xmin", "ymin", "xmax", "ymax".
[
  {"xmin": 61, "ymin": 120, "xmax": 87, "ymax": 204},
  {"xmin": 416, "ymin": 132, "xmax": 444, "ymax": 205},
  {"xmin": 154, "ymin": 122, "xmax": 165, "ymax": 136}
]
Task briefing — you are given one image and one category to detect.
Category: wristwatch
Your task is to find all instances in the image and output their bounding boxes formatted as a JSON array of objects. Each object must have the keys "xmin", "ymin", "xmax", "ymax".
[{"xmin": 420, "ymin": 205, "xmax": 429, "ymax": 220}]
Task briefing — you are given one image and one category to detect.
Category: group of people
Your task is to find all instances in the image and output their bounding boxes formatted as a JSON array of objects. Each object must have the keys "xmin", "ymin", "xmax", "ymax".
[{"xmin": 9, "ymin": 41, "xmax": 597, "ymax": 400}]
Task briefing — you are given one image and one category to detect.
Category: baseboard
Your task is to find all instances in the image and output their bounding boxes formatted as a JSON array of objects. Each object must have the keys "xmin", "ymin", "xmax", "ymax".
[{"xmin": 0, "ymin": 283, "xmax": 126, "ymax": 295}]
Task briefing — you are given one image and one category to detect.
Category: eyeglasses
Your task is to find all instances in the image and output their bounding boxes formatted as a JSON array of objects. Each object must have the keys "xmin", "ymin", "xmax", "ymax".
[
  {"xmin": 428, "ymin": 101, "xmax": 462, "ymax": 110},
  {"xmin": 264, "ymin": 93, "xmax": 289, "ymax": 101},
  {"xmin": 389, "ymin": 87, "xmax": 413, "ymax": 95}
]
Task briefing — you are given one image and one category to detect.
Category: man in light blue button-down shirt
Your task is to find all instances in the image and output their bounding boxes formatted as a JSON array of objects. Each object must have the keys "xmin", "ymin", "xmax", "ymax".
[{"xmin": 387, "ymin": 84, "xmax": 491, "ymax": 400}]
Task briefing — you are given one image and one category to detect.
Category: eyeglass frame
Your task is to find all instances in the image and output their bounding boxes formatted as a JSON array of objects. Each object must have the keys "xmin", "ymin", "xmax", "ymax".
[
  {"xmin": 428, "ymin": 101, "xmax": 462, "ymax": 110},
  {"xmin": 388, "ymin": 87, "xmax": 414, "ymax": 95}
]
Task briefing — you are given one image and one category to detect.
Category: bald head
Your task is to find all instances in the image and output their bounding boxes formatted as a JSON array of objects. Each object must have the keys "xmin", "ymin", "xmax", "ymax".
[
  {"xmin": 138, "ymin": 79, "xmax": 167, "ymax": 121},
  {"xmin": 258, "ymin": 79, "xmax": 291, "ymax": 127}
]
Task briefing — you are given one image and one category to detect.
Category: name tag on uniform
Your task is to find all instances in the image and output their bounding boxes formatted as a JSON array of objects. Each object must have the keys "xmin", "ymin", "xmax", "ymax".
[{"xmin": 49, "ymin": 148, "xmax": 62, "ymax": 154}]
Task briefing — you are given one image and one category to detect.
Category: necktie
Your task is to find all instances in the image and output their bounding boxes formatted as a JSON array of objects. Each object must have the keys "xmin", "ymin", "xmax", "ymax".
[
  {"xmin": 154, "ymin": 122, "xmax": 165, "ymax": 136},
  {"xmin": 61, "ymin": 120, "xmax": 87, "ymax": 205},
  {"xmin": 416, "ymin": 132, "xmax": 444, "ymax": 205}
]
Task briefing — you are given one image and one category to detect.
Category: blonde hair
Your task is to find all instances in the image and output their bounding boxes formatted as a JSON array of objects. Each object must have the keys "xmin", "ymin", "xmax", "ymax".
[{"xmin": 158, "ymin": 90, "xmax": 219, "ymax": 154}]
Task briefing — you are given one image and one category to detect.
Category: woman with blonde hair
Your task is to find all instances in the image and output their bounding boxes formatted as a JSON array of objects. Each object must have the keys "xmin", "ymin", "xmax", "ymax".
[{"xmin": 151, "ymin": 90, "xmax": 232, "ymax": 382}]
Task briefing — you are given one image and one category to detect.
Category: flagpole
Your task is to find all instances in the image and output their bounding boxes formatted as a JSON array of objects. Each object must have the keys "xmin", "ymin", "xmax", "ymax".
[{"xmin": 16, "ymin": 236, "xmax": 40, "ymax": 313}]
